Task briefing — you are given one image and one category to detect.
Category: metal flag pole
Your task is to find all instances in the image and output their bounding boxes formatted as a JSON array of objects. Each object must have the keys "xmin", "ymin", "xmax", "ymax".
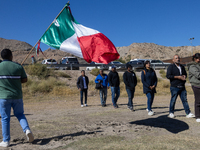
[{"xmin": 21, "ymin": 1, "xmax": 70, "ymax": 65}]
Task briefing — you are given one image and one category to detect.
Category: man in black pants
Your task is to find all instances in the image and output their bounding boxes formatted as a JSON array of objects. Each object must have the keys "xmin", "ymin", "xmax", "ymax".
[
  {"xmin": 108, "ymin": 65, "xmax": 120, "ymax": 108},
  {"xmin": 77, "ymin": 70, "xmax": 89, "ymax": 107},
  {"xmin": 166, "ymin": 55, "xmax": 195, "ymax": 118},
  {"xmin": 123, "ymin": 64, "xmax": 137, "ymax": 111}
]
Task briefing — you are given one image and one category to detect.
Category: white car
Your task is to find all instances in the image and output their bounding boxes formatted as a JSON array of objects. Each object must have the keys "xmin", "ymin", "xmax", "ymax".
[
  {"xmin": 86, "ymin": 62, "xmax": 108, "ymax": 71},
  {"xmin": 41, "ymin": 59, "xmax": 59, "ymax": 69},
  {"xmin": 108, "ymin": 61, "xmax": 124, "ymax": 70}
]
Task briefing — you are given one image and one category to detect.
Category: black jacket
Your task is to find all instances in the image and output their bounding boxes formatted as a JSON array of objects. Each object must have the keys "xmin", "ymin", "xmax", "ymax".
[
  {"xmin": 108, "ymin": 71, "xmax": 120, "ymax": 87},
  {"xmin": 123, "ymin": 71, "xmax": 137, "ymax": 90},
  {"xmin": 77, "ymin": 76, "xmax": 89, "ymax": 90},
  {"xmin": 141, "ymin": 68, "xmax": 157, "ymax": 93},
  {"xmin": 166, "ymin": 63, "xmax": 187, "ymax": 87}
]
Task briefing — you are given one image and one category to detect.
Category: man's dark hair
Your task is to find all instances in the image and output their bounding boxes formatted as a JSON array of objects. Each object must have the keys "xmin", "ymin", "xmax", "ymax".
[
  {"xmin": 192, "ymin": 53, "xmax": 200, "ymax": 61},
  {"xmin": 1, "ymin": 49, "xmax": 12, "ymax": 60},
  {"xmin": 81, "ymin": 70, "xmax": 85, "ymax": 73},
  {"xmin": 144, "ymin": 60, "xmax": 150, "ymax": 68}
]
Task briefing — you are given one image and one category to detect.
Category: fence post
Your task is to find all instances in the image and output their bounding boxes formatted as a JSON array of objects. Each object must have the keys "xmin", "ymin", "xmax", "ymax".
[{"xmin": 70, "ymin": 64, "xmax": 72, "ymax": 70}]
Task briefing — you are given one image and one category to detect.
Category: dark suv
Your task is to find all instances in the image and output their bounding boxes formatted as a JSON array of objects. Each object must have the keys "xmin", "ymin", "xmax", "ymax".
[{"xmin": 61, "ymin": 57, "xmax": 79, "ymax": 70}]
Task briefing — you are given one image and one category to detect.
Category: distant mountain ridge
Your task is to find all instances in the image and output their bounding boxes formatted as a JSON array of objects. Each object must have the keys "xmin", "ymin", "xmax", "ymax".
[
  {"xmin": 0, "ymin": 38, "xmax": 34, "ymax": 51},
  {"xmin": 116, "ymin": 43, "xmax": 200, "ymax": 61},
  {"xmin": 1, "ymin": 37, "xmax": 200, "ymax": 63}
]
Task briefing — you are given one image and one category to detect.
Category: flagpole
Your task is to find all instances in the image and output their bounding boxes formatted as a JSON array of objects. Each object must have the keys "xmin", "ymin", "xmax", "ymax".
[{"xmin": 21, "ymin": 1, "xmax": 70, "ymax": 65}]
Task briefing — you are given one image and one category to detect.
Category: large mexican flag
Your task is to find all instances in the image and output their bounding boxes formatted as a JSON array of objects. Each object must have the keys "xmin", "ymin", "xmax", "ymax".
[{"xmin": 40, "ymin": 4, "xmax": 120, "ymax": 64}]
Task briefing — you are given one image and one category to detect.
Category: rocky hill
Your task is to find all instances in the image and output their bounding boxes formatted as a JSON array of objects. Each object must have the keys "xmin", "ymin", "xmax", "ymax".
[
  {"xmin": 116, "ymin": 43, "xmax": 200, "ymax": 61},
  {"xmin": 1, "ymin": 37, "xmax": 200, "ymax": 64}
]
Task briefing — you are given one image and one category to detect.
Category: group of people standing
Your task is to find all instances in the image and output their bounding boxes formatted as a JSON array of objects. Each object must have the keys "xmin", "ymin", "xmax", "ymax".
[{"xmin": 77, "ymin": 54, "xmax": 200, "ymax": 122}]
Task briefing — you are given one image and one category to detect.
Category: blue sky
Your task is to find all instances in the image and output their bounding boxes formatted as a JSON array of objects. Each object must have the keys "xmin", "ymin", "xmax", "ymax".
[{"xmin": 0, "ymin": 0, "xmax": 200, "ymax": 51}]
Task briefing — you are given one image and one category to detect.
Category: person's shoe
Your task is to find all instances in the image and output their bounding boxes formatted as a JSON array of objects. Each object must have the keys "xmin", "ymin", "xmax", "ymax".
[
  {"xmin": 168, "ymin": 113, "xmax": 175, "ymax": 118},
  {"xmin": 113, "ymin": 105, "xmax": 117, "ymax": 109},
  {"xmin": 196, "ymin": 118, "xmax": 200, "ymax": 122},
  {"xmin": 84, "ymin": 104, "xmax": 88, "ymax": 107},
  {"xmin": 26, "ymin": 130, "xmax": 34, "ymax": 143},
  {"xmin": 0, "ymin": 141, "xmax": 10, "ymax": 147},
  {"xmin": 146, "ymin": 108, "xmax": 149, "ymax": 112},
  {"xmin": 104, "ymin": 104, "xmax": 107, "ymax": 107},
  {"xmin": 186, "ymin": 113, "xmax": 195, "ymax": 118},
  {"xmin": 116, "ymin": 104, "xmax": 119, "ymax": 108},
  {"xmin": 148, "ymin": 111, "xmax": 154, "ymax": 116},
  {"xmin": 81, "ymin": 105, "xmax": 84, "ymax": 107},
  {"xmin": 128, "ymin": 107, "xmax": 134, "ymax": 111}
]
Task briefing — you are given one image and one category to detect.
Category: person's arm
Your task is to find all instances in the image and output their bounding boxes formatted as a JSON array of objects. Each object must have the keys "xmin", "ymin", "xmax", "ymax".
[
  {"xmin": 108, "ymin": 73, "xmax": 113, "ymax": 86},
  {"xmin": 123, "ymin": 72, "xmax": 129, "ymax": 86},
  {"xmin": 166, "ymin": 65, "xmax": 185, "ymax": 80},
  {"xmin": 21, "ymin": 78, "xmax": 27, "ymax": 83},
  {"xmin": 189, "ymin": 65, "xmax": 200, "ymax": 79},
  {"xmin": 141, "ymin": 70, "xmax": 150, "ymax": 88},
  {"xmin": 21, "ymin": 66, "xmax": 27, "ymax": 83},
  {"xmin": 77, "ymin": 77, "xmax": 80, "ymax": 89},
  {"xmin": 166, "ymin": 65, "xmax": 174, "ymax": 79},
  {"xmin": 153, "ymin": 71, "xmax": 158, "ymax": 87},
  {"xmin": 95, "ymin": 75, "xmax": 101, "ymax": 83}
]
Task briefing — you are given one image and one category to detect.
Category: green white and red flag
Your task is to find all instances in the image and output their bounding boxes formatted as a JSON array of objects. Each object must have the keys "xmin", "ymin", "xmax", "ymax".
[{"xmin": 40, "ymin": 4, "xmax": 119, "ymax": 64}]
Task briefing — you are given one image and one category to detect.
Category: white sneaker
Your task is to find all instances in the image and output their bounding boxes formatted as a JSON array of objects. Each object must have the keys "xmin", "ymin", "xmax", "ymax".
[
  {"xmin": 146, "ymin": 108, "xmax": 149, "ymax": 112},
  {"xmin": 168, "ymin": 113, "xmax": 175, "ymax": 118},
  {"xmin": 26, "ymin": 130, "xmax": 34, "ymax": 143},
  {"xmin": 81, "ymin": 105, "xmax": 84, "ymax": 107},
  {"xmin": 196, "ymin": 118, "xmax": 200, "ymax": 122},
  {"xmin": 84, "ymin": 104, "xmax": 88, "ymax": 107},
  {"xmin": 186, "ymin": 113, "xmax": 195, "ymax": 118},
  {"xmin": 148, "ymin": 111, "xmax": 154, "ymax": 116},
  {"xmin": 0, "ymin": 141, "xmax": 10, "ymax": 147}
]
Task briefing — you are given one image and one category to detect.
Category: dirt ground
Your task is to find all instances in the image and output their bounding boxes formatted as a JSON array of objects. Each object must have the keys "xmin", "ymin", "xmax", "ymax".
[{"xmin": 0, "ymin": 92, "xmax": 200, "ymax": 150}]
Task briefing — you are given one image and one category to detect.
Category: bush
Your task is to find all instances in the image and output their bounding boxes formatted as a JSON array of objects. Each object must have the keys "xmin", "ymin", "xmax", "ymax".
[
  {"xmin": 90, "ymin": 68, "xmax": 100, "ymax": 76},
  {"xmin": 117, "ymin": 58, "xmax": 126, "ymax": 64},
  {"xmin": 24, "ymin": 64, "xmax": 52, "ymax": 79},
  {"xmin": 23, "ymin": 77, "xmax": 65, "ymax": 94},
  {"xmin": 56, "ymin": 72, "xmax": 71, "ymax": 78},
  {"xmin": 159, "ymin": 69, "xmax": 166, "ymax": 79}
]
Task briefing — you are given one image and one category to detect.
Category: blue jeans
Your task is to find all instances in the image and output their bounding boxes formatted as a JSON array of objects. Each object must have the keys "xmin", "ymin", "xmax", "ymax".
[
  {"xmin": 80, "ymin": 89, "xmax": 87, "ymax": 105},
  {"xmin": 126, "ymin": 89, "xmax": 135, "ymax": 108},
  {"xmin": 146, "ymin": 92, "xmax": 155, "ymax": 111},
  {"xmin": 111, "ymin": 87, "xmax": 120, "ymax": 106},
  {"xmin": 0, "ymin": 99, "xmax": 30, "ymax": 142},
  {"xmin": 99, "ymin": 87, "xmax": 107, "ymax": 105},
  {"xmin": 169, "ymin": 87, "xmax": 191, "ymax": 114}
]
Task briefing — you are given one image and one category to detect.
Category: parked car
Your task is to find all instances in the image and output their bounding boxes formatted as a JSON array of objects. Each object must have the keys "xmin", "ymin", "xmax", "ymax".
[
  {"xmin": 127, "ymin": 60, "xmax": 144, "ymax": 70},
  {"xmin": 42, "ymin": 59, "xmax": 58, "ymax": 65},
  {"xmin": 41, "ymin": 59, "xmax": 59, "ymax": 69},
  {"xmin": 150, "ymin": 60, "xmax": 171, "ymax": 69},
  {"xmin": 86, "ymin": 62, "xmax": 108, "ymax": 71},
  {"xmin": 60, "ymin": 57, "xmax": 79, "ymax": 70},
  {"xmin": 108, "ymin": 61, "xmax": 124, "ymax": 70}
]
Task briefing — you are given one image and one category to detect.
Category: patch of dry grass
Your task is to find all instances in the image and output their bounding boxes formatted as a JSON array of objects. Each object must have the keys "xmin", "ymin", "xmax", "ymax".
[{"xmin": 58, "ymin": 134, "xmax": 200, "ymax": 150}]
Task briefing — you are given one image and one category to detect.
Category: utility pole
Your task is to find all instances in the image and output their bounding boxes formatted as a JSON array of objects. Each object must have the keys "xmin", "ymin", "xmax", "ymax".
[{"xmin": 189, "ymin": 37, "xmax": 194, "ymax": 56}]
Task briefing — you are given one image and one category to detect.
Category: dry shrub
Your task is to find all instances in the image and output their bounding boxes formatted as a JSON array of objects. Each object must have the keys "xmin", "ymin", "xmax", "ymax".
[
  {"xmin": 90, "ymin": 68, "xmax": 100, "ymax": 76},
  {"xmin": 56, "ymin": 72, "xmax": 71, "ymax": 78},
  {"xmin": 24, "ymin": 64, "xmax": 52, "ymax": 79},
  {"xmin": 23, "ymin": 77, "xmax": 64, "ymax": 94},
  {"xmin": 159, "ymin": 69, "xmax": 166, "ymax": 79}
]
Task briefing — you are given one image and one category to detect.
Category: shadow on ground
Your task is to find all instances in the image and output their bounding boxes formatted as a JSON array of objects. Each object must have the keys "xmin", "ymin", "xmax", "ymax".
[
  {"xmin": 129, "ymin": 115, "xmax": 189, "ymax": 134},
  {"xmin": 32, "ymin": 130, "xmax": 102, "ymax": 145}
]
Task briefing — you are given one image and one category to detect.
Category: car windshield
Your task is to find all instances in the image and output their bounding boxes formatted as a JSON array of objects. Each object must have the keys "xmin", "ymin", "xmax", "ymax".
[
  {"xmin": 68, "ymin": 58, "xmax": 78, "ymax": 61},
  {"xmin": 47, "ymin": 59, "xmax": 56, "ymax": 62}
]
